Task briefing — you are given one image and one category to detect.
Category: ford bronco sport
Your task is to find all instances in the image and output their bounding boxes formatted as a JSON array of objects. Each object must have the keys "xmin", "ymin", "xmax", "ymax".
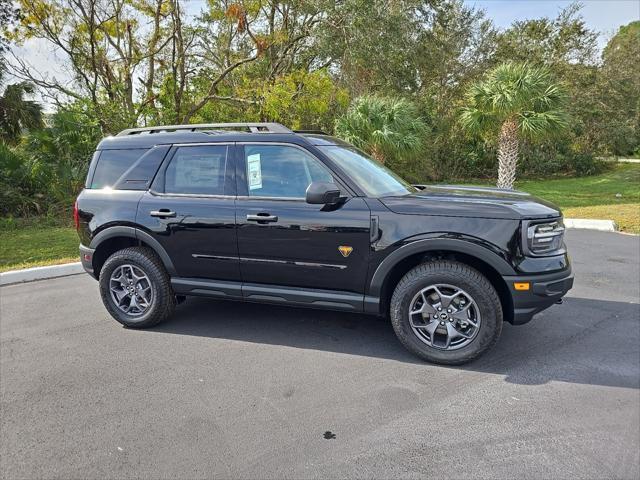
[{"xmin": 75, "ymin": 122, "xmax": 573, "ymax": 365}]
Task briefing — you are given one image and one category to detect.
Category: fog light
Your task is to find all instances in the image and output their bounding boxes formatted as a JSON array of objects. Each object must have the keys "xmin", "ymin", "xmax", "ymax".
[{"xmin": 514, "ymin": 282, "xmax": 530, "ymax": 291}]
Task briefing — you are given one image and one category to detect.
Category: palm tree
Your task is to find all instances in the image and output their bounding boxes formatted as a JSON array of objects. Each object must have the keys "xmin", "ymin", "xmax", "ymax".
[
  {"xmin": 0, "ymin": 69, "xmax": 44, "ymax": 144},
  {"xmin": 460, "ymin": 62, "xmax": 569, "ymax": 189},
  {"xmin": 335, "ymin": 96, "xmax": 427, "ymax": 164}
]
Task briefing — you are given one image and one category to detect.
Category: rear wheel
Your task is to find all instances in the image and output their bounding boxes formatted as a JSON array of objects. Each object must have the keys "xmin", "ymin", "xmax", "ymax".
[
  {"xmin": 390, "ymin": 260, "xmax": 503, "ymax": 365},
  {"xmin": 99, "ymin": 247, "xmax": 176, "ymax": 328}
]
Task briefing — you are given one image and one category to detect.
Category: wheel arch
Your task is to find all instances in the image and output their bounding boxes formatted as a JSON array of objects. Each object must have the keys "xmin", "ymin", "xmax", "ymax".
[
  {"xmin": 89, "ymin": 226, "xmax": 176, "ymax": 278},
  {"xmin": 371, "ymin": 239, "xmax": 515, "ymax": 323}
]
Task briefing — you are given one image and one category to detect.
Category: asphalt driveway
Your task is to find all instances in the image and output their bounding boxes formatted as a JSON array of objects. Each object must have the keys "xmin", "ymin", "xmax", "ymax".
[{"xmin": 1, "ymin": 230, "xmax": 639, "ymax": 479}]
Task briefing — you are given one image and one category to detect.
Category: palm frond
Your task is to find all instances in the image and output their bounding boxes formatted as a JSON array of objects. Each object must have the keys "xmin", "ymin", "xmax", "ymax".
[
  {"xmin": 0, "ymin": 81, "xmax": 44, "ymax": 143},
  {"xmin": 459, "ymin": 61, "xmax": 569, "ymax": 139},
  {"xmin": 335, "ymin": 95, "xmax": 428, "ymax": 162}
]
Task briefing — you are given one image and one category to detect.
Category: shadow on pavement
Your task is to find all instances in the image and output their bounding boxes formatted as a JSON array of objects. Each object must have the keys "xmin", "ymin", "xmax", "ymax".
[{"xmin": 149, "ymin": 295, "xmax": 640, "ymax": 390}]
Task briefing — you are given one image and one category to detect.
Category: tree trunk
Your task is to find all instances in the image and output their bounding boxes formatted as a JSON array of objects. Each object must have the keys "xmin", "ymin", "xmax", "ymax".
[{"xmin": 497, "ymin": 118, "xmax": 519, "ymax": 189}]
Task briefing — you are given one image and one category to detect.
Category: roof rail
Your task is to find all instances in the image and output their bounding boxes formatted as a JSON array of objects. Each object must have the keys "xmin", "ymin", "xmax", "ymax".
[
  {"xmin": 116, "ymin": 122, "xmax": 292, "ymax": 136},
  {"xmin": 293, "ymin": 129, "xmax": 329, "ymax": 135}
]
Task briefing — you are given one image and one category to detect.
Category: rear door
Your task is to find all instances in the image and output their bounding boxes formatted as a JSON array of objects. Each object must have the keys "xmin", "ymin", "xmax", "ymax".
[
  {"xmin": 234, "ymin": 143, "xmax": 371, "ymax": 294},
  {"xmin": 137, "ymin": 143, "xmax": 240, "ymax": 282}
]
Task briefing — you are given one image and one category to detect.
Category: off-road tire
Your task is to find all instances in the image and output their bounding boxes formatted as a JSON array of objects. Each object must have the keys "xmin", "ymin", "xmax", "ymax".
[
  {"xmin": 99, "ymin": 247, "xmax": 176, "ymax": 328},
  {"xmin": 390, "ymin": 260, "xmax": 503, "ymax": 365}
]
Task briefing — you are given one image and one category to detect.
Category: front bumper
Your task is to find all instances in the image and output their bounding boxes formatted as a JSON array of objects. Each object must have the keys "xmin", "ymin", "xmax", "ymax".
[
  {"xmin": 503, "ymin": 267, "xmax": 574, "ymax": 325},
  {"xmin": 79, "ymin": 244, "xmax": 97, "ymax": 279}
]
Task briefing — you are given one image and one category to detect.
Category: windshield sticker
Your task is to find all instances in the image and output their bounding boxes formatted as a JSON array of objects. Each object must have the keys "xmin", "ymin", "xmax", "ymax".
[{"xmin": 247, "ymin": 153, "xmax": 262, "ymax": 190}]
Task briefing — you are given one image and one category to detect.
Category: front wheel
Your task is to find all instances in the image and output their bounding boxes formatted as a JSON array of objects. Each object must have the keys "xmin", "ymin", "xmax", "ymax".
[
  {"xmin": 390, "ymin": 260, "xmax": 503, "ymax": 365},
  {"xmin": 99, "ymin": 247, "xmax": 176, "ymax": 328}
]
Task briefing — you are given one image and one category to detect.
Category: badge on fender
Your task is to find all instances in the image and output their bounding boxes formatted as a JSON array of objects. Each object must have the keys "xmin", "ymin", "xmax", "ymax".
[{"xmin": 338, "ymin": 246, "xmax": 353, "ymax": 258}]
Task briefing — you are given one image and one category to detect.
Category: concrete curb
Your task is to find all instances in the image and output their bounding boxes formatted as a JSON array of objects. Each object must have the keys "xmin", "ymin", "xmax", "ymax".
[
  {"xmin": 564, "ymin": 218, "xmax": 617, "ymax": 232},
  {"xmin": 0, "ymin": 262, "xmax": 84, "ymax": 286}
]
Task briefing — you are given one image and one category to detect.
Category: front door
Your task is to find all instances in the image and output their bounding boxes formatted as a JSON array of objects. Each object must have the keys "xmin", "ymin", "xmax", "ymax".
[
  {"xmin": 235, "ymin": 143, "xmax": 371, "ymax": 294},
  {"xmin": 137, "ymin": 144, "xmax": 240, "ymax": 282}
]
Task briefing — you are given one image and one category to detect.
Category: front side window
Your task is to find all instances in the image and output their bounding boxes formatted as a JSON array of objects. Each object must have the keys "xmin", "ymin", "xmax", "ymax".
[
  {"xmin": 318, "ymin": 146, "xmax": 416, "ymax": 197},
  {"xmin": 244, "ymin": 145, "xmax": 333, "ymax": 198},
  {"xmin": 164, "ymin": 145, "xmax": 227, "ymax": 195}
]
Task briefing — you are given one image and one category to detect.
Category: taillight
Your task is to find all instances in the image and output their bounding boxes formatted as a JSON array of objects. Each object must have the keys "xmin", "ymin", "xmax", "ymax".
[{"xmin": 73, "ymin": 200, "xmax": 79, "ymax": 230}]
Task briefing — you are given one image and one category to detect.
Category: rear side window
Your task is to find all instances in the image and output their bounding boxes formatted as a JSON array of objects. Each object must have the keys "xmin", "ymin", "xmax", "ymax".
[
  {"xmin": 89, "ymin": 149, "xmax": 149, "ymax": 189},
  {"xmin": 164, "ymin": 145, "xmax": 227, "ymax": 195}
]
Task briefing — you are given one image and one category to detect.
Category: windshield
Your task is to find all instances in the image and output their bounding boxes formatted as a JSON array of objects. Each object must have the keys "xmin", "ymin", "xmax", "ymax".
[{"xmin": 319, "ymin": 146, "xmax": 416, "ymax": 197}]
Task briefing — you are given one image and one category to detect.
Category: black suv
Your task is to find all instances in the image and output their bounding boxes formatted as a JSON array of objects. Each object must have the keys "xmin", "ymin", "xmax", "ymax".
[{"xmin": 75, "ymin": 122, "xmax": 573, "ymax": 364}]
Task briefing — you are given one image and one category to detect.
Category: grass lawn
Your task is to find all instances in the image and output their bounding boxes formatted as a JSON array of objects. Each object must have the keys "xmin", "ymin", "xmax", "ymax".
[
  {"xmin": 0, "ymin": 164, "xmax": 638, "ymax": 272},
  {"xmin": 0, "ymin": 218, "xmax": 79, "ymax": 273},
  {"xmin": 516, "ymin": 163, "xmax": 640, "ymax": 233}
]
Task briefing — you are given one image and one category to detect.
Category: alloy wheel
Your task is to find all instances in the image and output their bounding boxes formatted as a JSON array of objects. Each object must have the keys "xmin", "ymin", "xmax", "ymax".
[
  {"xmin": 408, "ymin": 283, "xmax": 481, "ymax": 350},
  {"xmin": 109, "ymin": 264, "xmax": 154, "ymax": 316}
]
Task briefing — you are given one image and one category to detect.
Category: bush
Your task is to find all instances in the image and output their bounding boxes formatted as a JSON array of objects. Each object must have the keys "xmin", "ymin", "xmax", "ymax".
[
  {"xmin": 569, "ymin": 152, "xmax": 607, "ymax": 176},
  {"xmin": 0, "ymin": 109, "xmax": 101, "ymax": 218},
  {"xmin": 518, "ymin": 141, "xmax": 606, "ymax": 177},
  {"xmin": 0, "ymin": 142, "xmax": 43, "ymax": 216}
]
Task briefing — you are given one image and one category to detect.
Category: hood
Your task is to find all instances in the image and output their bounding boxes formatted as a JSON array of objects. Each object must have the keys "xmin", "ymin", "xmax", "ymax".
[{"xmin": 380, "ymin": 185, "xmax": 561, "ymax": 220}]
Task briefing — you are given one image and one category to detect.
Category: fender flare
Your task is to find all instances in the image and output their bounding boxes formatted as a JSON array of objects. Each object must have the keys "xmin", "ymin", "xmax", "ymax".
[
  {"xmin": 368, "ymin": 238, "xmax": 516, "ymax": 298},
  {"xmin": 89, "ymin": 226, "xmax": 177, "ymax": 276}
]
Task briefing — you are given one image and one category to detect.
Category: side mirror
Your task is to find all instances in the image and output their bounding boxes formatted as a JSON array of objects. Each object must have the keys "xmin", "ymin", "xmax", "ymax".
[{"xmin": 305, "ymin": 182, "xmax": 343, "ymax": 205}]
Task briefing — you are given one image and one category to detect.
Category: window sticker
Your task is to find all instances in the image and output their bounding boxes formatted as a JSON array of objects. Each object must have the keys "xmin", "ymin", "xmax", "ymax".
[{"xmin": 247, "ymin": 153, "xmax": 262, "ymax": 190}]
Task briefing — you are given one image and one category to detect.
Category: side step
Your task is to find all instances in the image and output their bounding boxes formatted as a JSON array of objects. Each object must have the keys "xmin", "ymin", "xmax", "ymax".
[{"xmin": 171, "ymin": 277, "xmax": 365, "ymax": 312}]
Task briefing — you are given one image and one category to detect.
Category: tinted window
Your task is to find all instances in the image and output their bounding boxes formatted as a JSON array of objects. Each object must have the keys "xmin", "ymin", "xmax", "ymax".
[
  {"xmin": 164, "ymin": 145, "xmax": 227, "ymax": 195},
  {"xmin": 244, "ymin": 145, "xmax": 333, "ymax": 198},
  {"xmin": 85, "ymin": 151, "xmax": 100, "ymax": 188},
  {"xmin": 90, "ymin": 149, "xmax": 149, "ymax": 189},
  {"xmin": 113, "ymin": 147, "xmax": 169, "ymax": 191}
]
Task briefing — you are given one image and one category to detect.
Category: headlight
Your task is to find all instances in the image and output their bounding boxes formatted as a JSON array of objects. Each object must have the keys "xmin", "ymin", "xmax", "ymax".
[{"xmin": 522, "ymin": 219, "xmax": 566, "ymax": 256}]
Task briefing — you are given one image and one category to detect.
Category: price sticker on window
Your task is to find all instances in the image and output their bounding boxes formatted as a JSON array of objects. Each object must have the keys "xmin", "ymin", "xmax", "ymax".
[{"xmin": 247, "ymin": 153, "xmax": 262, "ymax": 190}]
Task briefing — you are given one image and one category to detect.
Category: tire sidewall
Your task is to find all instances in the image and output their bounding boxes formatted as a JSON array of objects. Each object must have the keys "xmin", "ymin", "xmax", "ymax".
[
  {"xmin": 99, "ymin": 250, "xmax": 168, "ymax": 327},
  {"xmin": 391, "ymin": 265, "xmax": 502, "ymax": 365}
]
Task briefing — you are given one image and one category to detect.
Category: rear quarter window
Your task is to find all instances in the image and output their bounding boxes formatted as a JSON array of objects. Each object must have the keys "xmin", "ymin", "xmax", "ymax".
[{"xmin": 88, "ymin": 149, "xmax": 149, "ymax": 189}]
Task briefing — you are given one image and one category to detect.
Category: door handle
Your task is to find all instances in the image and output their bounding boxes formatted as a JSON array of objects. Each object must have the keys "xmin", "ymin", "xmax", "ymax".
[
  {"xmin": 246, "ymin": 213, "xmax": 278, "ymax": 223},
  {"xmin": 150, "ymin": 209, "xmax": 176, "ymax": 218}
]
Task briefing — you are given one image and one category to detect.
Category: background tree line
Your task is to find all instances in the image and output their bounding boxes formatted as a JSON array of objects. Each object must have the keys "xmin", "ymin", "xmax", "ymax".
[{"xmin": 0, "ymin": 0, "xmax": 638, "ymax": 216}]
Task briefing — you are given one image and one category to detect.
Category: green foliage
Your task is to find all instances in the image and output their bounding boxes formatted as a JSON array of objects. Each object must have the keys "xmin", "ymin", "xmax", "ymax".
[
  {"xmin": 460, "ymin": 62, "xmax": 569, "ymax": 140},
  {"xmin": 416, "ymin": 0, "xmax": 497, "ymax": 105},
  {"xmin": 0, "ymin": 107, "xmax": 101, "ymax": 216},
  {"xmin": 0, "ymin": 69, "xmax": 43, "ymax": 143},
  {"xmin": 517, "ymin": 142, "xmax": 605, "ymax": 177},
  {"xmin": 335, "ymin": 96, "xmax": 428, "ymax": 164},
  {"xmin": 0, "ymin": 142, "xmax": 40, "ymax": 216},
  {"xmin": 596, "ymin": 21, "xmax": 640, "ymax": 155},
  {"xmin": 317, "ymin": 0, "xmax": 425, "ymax": 95},
  {"xmin": 459, "ymin": 62, "xmax": 570, "ymax": 187},
  {"xmin": 262, "ymin": 70, "xmax": 349, "ymax": 131},
  {"xmin": 494, "ymin": 2, "xmax": 598, "ymax": 68},
  {"xmin": 25, "ymin": 109, "xmax": 100, "ymax": 211}
]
